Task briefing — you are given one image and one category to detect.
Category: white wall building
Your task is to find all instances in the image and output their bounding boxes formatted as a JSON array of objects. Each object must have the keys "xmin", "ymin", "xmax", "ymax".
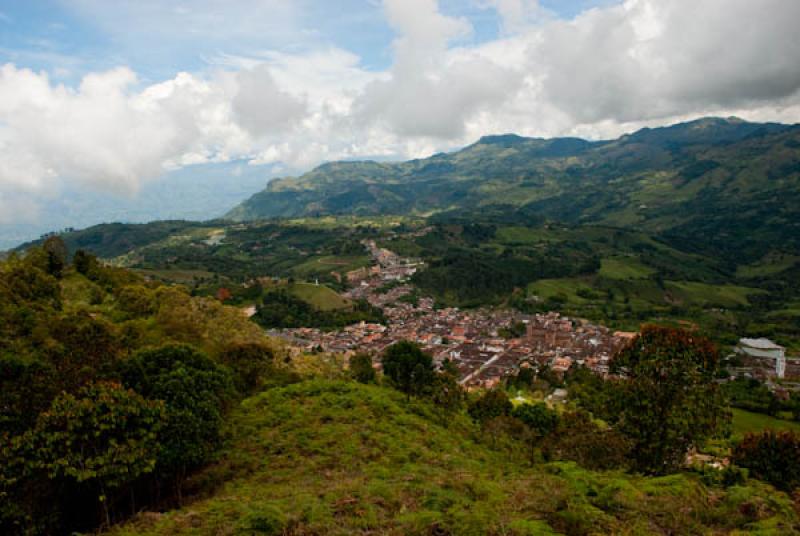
[{"xmin": 735, "ymin": 338, "xmax": 786, "ymax": 378}]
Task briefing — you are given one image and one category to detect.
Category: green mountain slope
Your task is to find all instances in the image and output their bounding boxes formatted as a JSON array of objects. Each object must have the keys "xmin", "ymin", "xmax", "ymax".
[
  {"xmin": 111, "ymin": 380, "xmax": 799, "ymax": 535},
  {"xmin": 227, "ymin": 117, "xmax": 800, "ymax": 263}
]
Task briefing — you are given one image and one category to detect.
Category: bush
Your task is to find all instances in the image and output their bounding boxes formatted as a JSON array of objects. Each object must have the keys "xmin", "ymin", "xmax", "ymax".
[
  {"xmin": 468, "ymin": 389, "xmax": 512, "ymax": 424},
  {"xmin": 118, "ymin": 344, "xmax": 235, "ymax": 477},
  {"xmin": 542, "ymin": 411, "xmax": 632, "ymax": 471},
  {"xmin": 219, "ymin": 342, "xmax": 276, "ymax": 393},
  {"xmin": 733, "ymin": 431, "xmax": 800, "ymax": 492},
  {"xmin": 381, "ymin": 341, "xmax": 435, "ymax": 399},
  {"xmin": 512, "ymin": 402, "xmax": 559, "ymax": 437},
  {"xmin": 349, "ymin": 353, "xmax": 376, "ymax": 384}
]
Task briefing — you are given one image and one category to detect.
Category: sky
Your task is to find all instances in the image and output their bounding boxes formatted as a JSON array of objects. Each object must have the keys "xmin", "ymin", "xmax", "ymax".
[{"xmin": 1, "ymin": 0, "xmax": 800, "ymax": 246}]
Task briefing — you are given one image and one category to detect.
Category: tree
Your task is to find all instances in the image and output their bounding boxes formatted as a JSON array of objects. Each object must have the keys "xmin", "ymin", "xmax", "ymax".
[
  {"xmin": 512, "ymin": 402, "xmax": 559, "ymax": 438},
  {"xmin": 349, "ymin": 353, "xmax": 376, "ymax": 384},
  {"xmin": 428, "ymin": 359, "xmax": 464, "ymax": 414},
  {"xmin": 47, "ymin": 312, "xmax": 122, "ymax": 393},
  {"xmin": 117, "ymin": 344, "xmax": 234, "ymax": 496},
  {"xmin": 73, "ymin": 250, "xmax": 99, "ymax": 277},
  {"xmin": 17, "ymin": 382, "xmax": 164, "ymax": 527},
  {"xmin": 468, "ymin": 389, "xmax": 512, "ymax": 424},
  {"xmin": 42, "ymin": 237, "xmax": 68, "ymax": 278},
  {"xmin": 611, "ymin": 325, "xmax": 730, "ymax": 474},
  {"xmin": 381, "ymin": 341, "xmax": 435, "ymax": 399},
  {"xmin": 541, "ymin": 410, "xmax": 632, "ymax": 471},
  {"xmin": 733, "ymin": 431, "xmax": 800, "ymax": 492},
  {"xmin": 219, "ymin": 342, "xmax": 276, "ymax": 393},
  {"xmin": 508, "ymin": 367, "xmax": 536, "ymax": 390},
  {"xmin": 115, "ymin": 285, "xmax": 156, "ymax": 317},
  {"xmin": 0, "ymin": 355, "xmax": 57, "ymax": 435}
]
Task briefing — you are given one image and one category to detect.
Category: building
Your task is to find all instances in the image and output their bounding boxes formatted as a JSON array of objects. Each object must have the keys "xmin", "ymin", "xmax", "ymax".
[{"xmin": 733, "ymin": 338, "xmax": 786, "ymax": 379}]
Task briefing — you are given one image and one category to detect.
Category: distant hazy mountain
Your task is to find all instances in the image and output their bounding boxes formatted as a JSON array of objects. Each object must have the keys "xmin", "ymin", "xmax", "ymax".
[
  {"xmin": 0, "ymin": 161, "xmax": 274, "ymax": 250},
  {"xmin": 227, "ymin": 117, "xmax": 800, "ymax": 262}
]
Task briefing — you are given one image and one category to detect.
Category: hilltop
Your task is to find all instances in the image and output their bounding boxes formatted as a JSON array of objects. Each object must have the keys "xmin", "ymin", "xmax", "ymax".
[{"xmin": 111, "ymin": 380, "xmax": 799, "ymax": 535}]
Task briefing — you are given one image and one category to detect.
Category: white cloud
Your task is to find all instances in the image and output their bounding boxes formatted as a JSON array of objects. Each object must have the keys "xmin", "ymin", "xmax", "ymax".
[
  {"xmin": 232, "ymin": 65, "xmax": 308, "ymax": 138},
  {"xmin": 480, "ymin": 0, "xmax": 551, "ymax": 34},
  {"xmin": 355, "ymin": 0, "xmax": 523, "ymax": 139}
]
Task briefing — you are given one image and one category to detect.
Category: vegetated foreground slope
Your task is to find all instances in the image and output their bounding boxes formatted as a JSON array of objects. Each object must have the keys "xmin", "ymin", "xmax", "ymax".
[
  {"xmin": 112, "ymin": 380, "xmax": 799, "ymax": 536},
  {"xmin": 227, "ymin": 117, "xmax": 800, "ymax": 263}
]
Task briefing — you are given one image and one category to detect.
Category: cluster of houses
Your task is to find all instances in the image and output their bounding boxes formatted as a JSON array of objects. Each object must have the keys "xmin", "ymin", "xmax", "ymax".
[
  {"xmin": 269, "ymin": 238, "xmax": 800, "ymax": 392},
  {"xmin": 271, "ymin": 241, "xmax": 637, "ymax": 388},
  {"xmin": 345, "ymin": 240, "xmax": 421, "ymax": 284}
]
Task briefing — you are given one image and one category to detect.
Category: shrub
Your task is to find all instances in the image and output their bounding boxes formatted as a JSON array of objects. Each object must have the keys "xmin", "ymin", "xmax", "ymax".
[
  {"xmin": 219, "ymin": 342, "xmax": 276, "ymax": 393},
  {"xmin": 349, "ymin": 353, "xmax": 376, "ymax": 384},
  {"xmin": 117, "ymin": 344, "xmax": 235, "ymax": 479},
  {"xmin": 468, "ymin": 389, "xmax": 512, "ymax": 424},
  {"xmin": 512, "ymin": 402, "xmax": 559, "ymax": 438},
  {"xmin": 542, "ymin": 411, "xmax": 632, "ymax": 471},
  {"xmin": 733, "ymin": 431, "xmax": 800, "ymax": 492},
  {"xmin": 381, "ymin": 341, "xmax": 435, "ymax": 399}
]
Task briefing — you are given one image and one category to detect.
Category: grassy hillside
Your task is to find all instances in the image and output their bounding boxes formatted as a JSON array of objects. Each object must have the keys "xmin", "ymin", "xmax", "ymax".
[
  {"xmin": 112, "ymin": 380, "xmax": 799, "ymax": 535},
  {"xmin": 289, "ymin": 282, "xmax": 352, "ymax": 311}
]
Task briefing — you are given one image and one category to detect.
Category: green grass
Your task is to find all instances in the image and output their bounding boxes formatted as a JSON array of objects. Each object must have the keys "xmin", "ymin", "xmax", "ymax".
[
  {"xmin": 290, "ymin": 255, "xmax": 370, "ymax": 278},
  {"xmin": 132, "ymin": 268, "xmax": 216, "ymax": 284},
  {"xmin": 527, "ymin": 278, "xmax": 592, "ymax": 304},
  {"xmin": 495, "ymin": 226, "xmax": 560, "ymax": 245},
  {"xmin": 666, "ymin": 281, "xmax": 763, "ymax": 308},
  {"xmin": 736, "ymin": 253, "xmax": 800, "ymax": 279},
  {"xmin": 112, "ymin": 381, "xmax": 800, "ymax": 535},
  {"xmin": 290, "ymin": 283, "xmax": 351, "ymax": 311},
  {"xmin": 731, "ymin": 408, "xmax": 800, "ymax": 439},
  {"xmin": 598, "ymin": 257, "xmax": 656, "ymax": 280}
]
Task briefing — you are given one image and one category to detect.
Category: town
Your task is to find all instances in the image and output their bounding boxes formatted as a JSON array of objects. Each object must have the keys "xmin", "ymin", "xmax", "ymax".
[{"xmin": 270, "ymin": 240, "xmax": 638, "ymax": 388}]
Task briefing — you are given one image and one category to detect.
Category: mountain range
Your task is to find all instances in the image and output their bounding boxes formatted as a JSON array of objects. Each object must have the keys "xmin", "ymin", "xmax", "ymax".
[{"xmin": 227, "ymin": 117, "xmax": 800, "ymax": 263}]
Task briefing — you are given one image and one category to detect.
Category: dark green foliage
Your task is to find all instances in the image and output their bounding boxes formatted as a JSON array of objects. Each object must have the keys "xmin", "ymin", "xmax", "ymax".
[
  {"xmin": 612, "ymin": 326, "xmax": 731, "ymax": 474},
  {"xmin": 0, "ymin": 245, "xmax": 282, "ymax": 534},
  {"xmin": 541, "ymin": 411, "xmax": 632, "ymax": 471},
  {"xmin": 117, "ymin": 344, "xmax": 235, "ymax": 473},
  {"xmin": 512, "ymin": 402, "xmax": 559, "ymax": 437},
  {"xmin": 115, "ymin": 284, "xmax": 157, "ymax": 317},
  {"xmin": 565, "ymin": 366, "xmax": 623, "ymax": 423},
  {"xmin": 428, "ymin": 361, "xmax": 465, "ymax": 413},
  {"xmin": 21, "ymin": 381, "xmax": 163, "ymax": 487},
  {"xmin": 0, "ymin": 253, "xmax": 61, "ymax": 310},
  {"xmin": 219, "ymin": 342, "xmax": 276, "ymax": 393},
  {"xmin": 723, "ymin": 377, "xmax": 789, "ymax": 416},
  {"xmin": 253, "ymin": 288, "xmax": 383, "ymax": 329},
  {"xmin": 42, "ymin": 236, "xmax": 68, "ymax": 278},
  {"xmin": 0, "ymin": 356, "xmax": 56, "ymax": 435},
  {"xmin": 412, "ymin": 245, "xmax": 597, "ymax": 307},
  {"xmin": 468, "ymin": 389, "xmax": 512, "ymax": 424},
  {"xmin": 3, "ymin": 382, "xmax": 164, "ymax": 530},
  {"xmin": 348, "ymin": 353, "xmax": 376, "ymax": 384},
  {"xmin": 506, "ymin": 366, "xmax": 536, "ymax": 390},
  {"xmin": 73, "ymin": 249, "xmax": 96, "ymax": 275},
  {"xmin": 46, "ymin": 312, "xmax": 122, "ymax": 393},
  {"xmin": 380, "ymin": 341, "xmax": 435, "ymax": 399},
  {"xmin": 733, "ymin": 431, "xmax": 800, "ymax": 491}
]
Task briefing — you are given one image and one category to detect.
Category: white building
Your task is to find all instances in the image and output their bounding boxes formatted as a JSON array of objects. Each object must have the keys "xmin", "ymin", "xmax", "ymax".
[{"xmin": 734, "ymin": 338, "xmax": 786, "ymax": 378}]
